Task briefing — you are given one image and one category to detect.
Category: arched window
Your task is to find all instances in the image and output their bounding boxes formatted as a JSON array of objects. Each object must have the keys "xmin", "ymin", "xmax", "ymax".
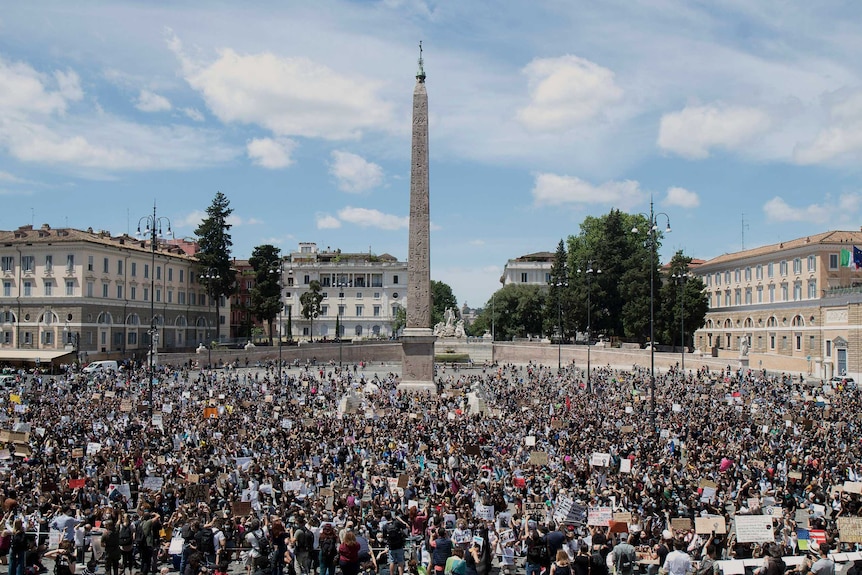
[
  {"xmin": 766, "ymin": 316, "xmax": 777, "ymax": 327},
  {"xmin": 126, "ymin": 313, "xmax": 140, "ymax": 325},
  {"xmin": 724, "ymin": 318, "xmax": 732, "ymax": 328},
  {"xmin": 175, "ymin": 315, "xmax": 188, "ymax": 327},
  {"xmin": 372, "ymin": 325, "xmax": 381, "ymax": 336},
  {"xmin": 0, "ymin": 311, "xmax": 16, "ymax": 323},
  {"xmin": 792, "ymin": 315, "xmax": 804, "ymax": 327},
  {"xmin": 97, "ymin": 312, "xmax": 113, "ymax": 324},
  {"xmin": 40, "ymin": 311, "xmax": 59, "ymax": 325},
  {"xmin": 744, "ymin": 317, "xmax": 754, "ymax": 328},
  {"xmin": 355, "ymin": 325, "xmax": 363, "ymax": 337}
]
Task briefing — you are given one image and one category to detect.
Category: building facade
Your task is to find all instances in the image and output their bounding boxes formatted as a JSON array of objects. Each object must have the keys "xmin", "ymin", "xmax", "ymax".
[
  {"xmin": 692, "ymin": 230, "xmax": 862, "ymax": 378},
  {"xmin": 282, "ymin": 243, "xmax": 407, "ymax": 341},
  {"xmin": 0, "ymin": 224, "xmax": 228, "ymax": 362},
  {"xmin": 229, "ymin": 259, "xmax": 257, "ymax": 341},
  {"xmin": 501, "ymin": 252, "xmax": 554, "ymax": 286}
]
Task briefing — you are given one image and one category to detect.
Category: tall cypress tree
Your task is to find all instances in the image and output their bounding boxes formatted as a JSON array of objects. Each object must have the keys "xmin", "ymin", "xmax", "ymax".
[{"xmin": 195, "ymin": 192, "xmax": 234, "ymax": 343}]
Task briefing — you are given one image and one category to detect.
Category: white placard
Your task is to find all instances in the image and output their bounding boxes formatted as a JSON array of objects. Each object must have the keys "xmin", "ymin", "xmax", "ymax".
[
  {"xmin": 590, "ymin": 452, "xmax": 611, "ymax": 467},
  {"xmin": 619, "ymin": 458, "xmax": 632, "ymax": 474},
  {"xmin": 735, "ymin": 515, "xmax": 775, "ymax": 543}
]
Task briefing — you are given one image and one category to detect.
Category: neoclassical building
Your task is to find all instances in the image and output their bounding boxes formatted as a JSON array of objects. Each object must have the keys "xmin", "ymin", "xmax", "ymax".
[
  {"xmin": 0, "ymin": 224, "xmax": 228, "ymax": 364},
  {"xmin": 692, "ymin": 230, "xmax": 862, "ymax": 378}
]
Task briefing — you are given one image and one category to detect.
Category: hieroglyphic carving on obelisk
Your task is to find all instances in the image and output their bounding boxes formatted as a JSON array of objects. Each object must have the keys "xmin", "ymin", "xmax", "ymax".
[{"xmin": 399, "ymin": 41, "xmax": 436, "ymax": 392}]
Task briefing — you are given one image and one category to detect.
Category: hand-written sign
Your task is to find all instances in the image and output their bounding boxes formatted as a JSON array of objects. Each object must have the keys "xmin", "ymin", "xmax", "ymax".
[
  {"xmin": 587, "ymin": 507, "xmax": 613, "ymax": 527},
  {"xmin": 838, "ymin": 517, "xmax": 862, "ymax": 543},
  {"xmin": 671, "ymin": 518, "xmax": 692, "ymax": 532},
  {"xmin": 735, "ymin": 515, "xmax": 774, "ymax": 543},
  {"xmin": 590, "ymin": 453, "xmax": 611, "ymax": 467},
  {"xmin": 529, "ymin": 451, "xmax": 549, "ymax": 466}
]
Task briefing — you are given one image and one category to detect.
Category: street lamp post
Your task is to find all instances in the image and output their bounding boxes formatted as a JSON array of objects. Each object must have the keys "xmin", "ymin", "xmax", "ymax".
[
  {"xmin": 203, "ymin": 268, "xmax": 221, "ymax": 369},
  {"xmin": 137, "ymin": 203, "xmax": 171, "ymax": 417},
  {"xmin": 554, "ymin": 281, "xmax": 568, "ymax": 372},
  {"xmin": 632, "ymin": 197, "xmax": 671, "ymax": 430},
  {"xmin": 672, "ymin": 271, "xmax": 690, "ymax": 381},
  {"xmin": 336, "ymin": 280, "xmax": 349, "ymax": 367},
  {"xmin": 270, "ymin": 262, "xmax": 288, "ymax": 385},
  {"xmin": 577, "ymin": 262, "xmax": 601, "ymax": 393}
]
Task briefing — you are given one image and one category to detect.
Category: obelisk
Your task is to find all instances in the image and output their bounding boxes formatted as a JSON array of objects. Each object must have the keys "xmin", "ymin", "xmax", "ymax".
[{"xmin": 399, "ymin": 42, "xmax": 437, "ymax": 393}]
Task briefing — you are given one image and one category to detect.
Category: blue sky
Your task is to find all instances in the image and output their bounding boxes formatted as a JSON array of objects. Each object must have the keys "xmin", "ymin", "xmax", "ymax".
[{"xmin": 1, "ymin": 1, "xmax": 861, "ymax": 309}]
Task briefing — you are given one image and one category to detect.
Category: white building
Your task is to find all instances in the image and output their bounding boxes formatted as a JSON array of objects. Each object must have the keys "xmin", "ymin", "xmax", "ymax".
[
  {"xmin": 501, "ymin": 252, "xmax": 554, "ymax": 286},
  {"xmin": 282, "ymin": 243, "xmax": 407, "ymax": 341}
]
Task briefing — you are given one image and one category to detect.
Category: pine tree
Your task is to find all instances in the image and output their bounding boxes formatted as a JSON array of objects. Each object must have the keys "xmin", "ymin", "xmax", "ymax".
[{"xmin": 195, "ymin": 192, "xmax": 234, "ymax": 343}]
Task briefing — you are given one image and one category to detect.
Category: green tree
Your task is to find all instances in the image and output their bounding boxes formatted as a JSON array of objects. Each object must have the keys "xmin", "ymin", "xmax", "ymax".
[
  {"xmin": 477, "ymin": 284, "xmax": 545, "ymax": 341},
  {"xmin": 391, "ymin": 305, "xmax": 406, "ymax": 337},
  {"xmin": 195, "ymin": 192, "xmax": 235, "ymax": 343},
  {"xmin": 248, "ymin": 244, "xmax": 283, "ymax": 346},
  {"xmin": 545, "ymin": 239, "xmax": 572, "ymax": 341},
  {"xmin": 658, "ymin": 251, "xmax": 709, "ymax": 351},
  {"xmin": 300, "ymin": 280, "xmax": 323, "ymax": 342},
  {"xmin": 431, "ymin": 280, "xmax": 458, "ymax": 326}
]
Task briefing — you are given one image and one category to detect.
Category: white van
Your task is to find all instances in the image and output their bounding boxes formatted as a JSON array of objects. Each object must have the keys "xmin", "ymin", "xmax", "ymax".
[{"xmin": 83, "ymin": 360, "xmax": 119, "ymax": 374}]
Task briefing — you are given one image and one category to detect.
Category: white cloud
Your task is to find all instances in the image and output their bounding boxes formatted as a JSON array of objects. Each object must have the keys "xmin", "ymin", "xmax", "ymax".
[
  {"xmin": 169, "ymin": 32, "xmax": 394, "ymax": 140},
  {"xmin": 247, "ymin": 137, "xmax": 297, "ymax": 169},
  {"xmin": 175, "ymin": 210, "xmax": 206, "ymax": 229},
  {"xmin": 337, "ymin": 206, "xmax": 408, "ymax": 230},
  {"xmin": 658, "ymin": 104, "xmax": 771, "ymax": 159},
  {"xmin": 135, "ymin": 89, "xmax": 172, "ymax": 112},
  {"xmin": 664, "ymin": 186, "xmax": 700, "ymax": 209},
  {"xmin": 182, "ymin": 107, "xmax": 204, "ymax": 122},
  {"xmin": 227, "ymin": 214, "xmax": 263, "ymax": 227},
  {"xmin": 531, "ymin": 173, "xmax": 645, "ymax": 210},
  {"xmin": 316, "ymin": 213, "xmax": 342, "ymax": 229},
  {"xmin": 329, "ymin": 151, "xmax": 383, "ymax": 192},
  {"xmin": 763, "ymin": 196, "xmax": 830, "ymax": 224},
  {"xmin": 54, "ymin": 70, "xmax": 83, "ymax": 102},
  {"xmin": 517, "ymin": 55, "xmax": 623, "ymax": 132},
  {"xmin": 0, "ymin": 55, "xmax": 80, "ymax": 115}
]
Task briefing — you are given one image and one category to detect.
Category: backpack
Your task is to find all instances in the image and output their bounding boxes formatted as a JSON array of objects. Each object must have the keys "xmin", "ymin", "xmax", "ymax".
[
  {"xmin": 615, "ymin": 548, "xmax": 634, "ymax": 575},
  {"xmin": 294, "ymin": 528, "xmax": 310, "ymax": 553},
  {"xmin": 320, "ymin": 536, "xmax": 337, "ymax": 563},
  {"xmin": 386, "ymin": 523, "xmax": 406, "ymax": 549},
  {"xmin": 54, "ymin": 554, "xmax": 73, "ymax": 575},
  {"xmin": 254, "ymin": 530, "xmax": 272, "ymax": 558},
  {"xmin": 197, "ymin": 527, "xmax": 216, "ymax": 554},
  {"xmin": 118, "ymin": 525, "xmax": 133, "ymax": 547}
]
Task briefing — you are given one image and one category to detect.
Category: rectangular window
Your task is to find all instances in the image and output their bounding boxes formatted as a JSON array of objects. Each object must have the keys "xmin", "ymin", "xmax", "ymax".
[
  {"xmin": 128, "ymin": 332, "xmax": 137, "ymax": 345},
  {"xmin": 23, "ymin": 332, "xmax": 31, "ymax": 345},
  {"xmin": 723, "ymin": 271, "xmax": 730, "ymax": 284},
  {"xmin": 392, "ymin": 305, "xmax": 399, "ymax": 316},
  {"xmin": 338, "ymin": 291, "xmax": 344, "ymax": 299},
  {"xmin": 793, "ymin": 281, "xmax": 801, "ymax": 300},
  {"xmin": 87, "ymin": 255, "xmax": 94, "ymax": 272},
  {"xmin": 102, "ymin": 283, "xmax": 108, "ymax": 298},
  {"xmin": 807, "ymin": 255, "xmax": 816, "ymax": 272},
  {"xmin": 2, "ymin": 332, "xmax": 9, "ymax": 344},
  {"xmin": 178, "ymin": 291, "xmax": 185, "ymax": 304},
  {"xmin": 144, "ymin": 264, "xmax": 149, "ymax": 279},
  {"xmin": 44, "ymin": 281, "xmax": 53, "ymax": 296},
  {"xmin": 734, "ymin": 269, "xmax": 741, "ymax": 283},
  {"xmin": 143, "ymin": 287, "xmax": 149, "ymax": 302},
  {"xmin": 521, "ymin": 272, "xmax": 528, "ymax": 283},
  {"xmin": 808, "ymin": 280, "xmax": 817, "ymax": 299},
  {"xmin": 744, "ymin": 267, "xmax": 751, "ymax": 281},
  {"xmin": 167, "ymin": 290, "xmax": 173, "ymax": 303},
  {"xmin": 371, "ymin": 274, "xmax": 383, "ymax": 287},
  {"xmin": 103, "ymin": 258, "xmax": 109, "ymax": 273},
  {"xmin": 189, "ymin": 292, "xmax": 195, "ymax": 305},
  {"xmin": 768, "ymin": 284, "xmax": 775, "ymax": 303},
  {"xmin": 117, "ymin": 260, "xmax": 123, "ymax": 275},
  {"xmin": 780, "ymin": 260, "xmax": 788, "ymax": 276},
  {"xmin": 756, "ymin": 265, "xmax": 763, "ymax": 280},
  {"xmin": 338, "ymin": 305, "xmax": 345, "ymax": 316},
  {"xmin": 168, "ymin": 268, "xmax": 173, "ymax": 282},
  {"xmin": 131, "ymin": 286, "xmax": 136, "ymax": 300},
  {"xmin": 393, "ymin": 274, "xmax": 399, "ymax": 284},
  {"xmin": 66, "ymin": 280, "xmax": 74, "ymax": 296},
  {"xmin": 756, "ymin": 285, "xmax": 763, "ymax": 303},
  {"xmin": 117, "ymin": 285, "xmax": 124, "ymax": 299},
  {"xmin": 66, "ymin": 254, "xmax": 74, "ymax": 271},
  {"xmin": 793, "ymin": 258, "xmax": 802, "ymax": 274},
  {"xmin": 374, "ymin": 292, "xmax": 381, "ymax": 299},
  {"xmin": 321, "ymin": 276, "xmax": 331, "ymax": 288},
  {"xmin": 373, "ymin": 305, "xmax": 381, "ymax": 317},
  {"xmin": 131, "ymin": 262, "xmax": 137, "ymax": 277},
  {"xmin": 356, "ymin": 292, "xmax": 363, "ymax": 299},
  {"xmin": 303, "ymin": 274, "xmax": 310, "ymax": 285},
  {"xmin": 829, "ymin": 253, "xmax": 839, "ymax": 270},
  {"xmin": 87, "ymin": 282, "xmax": 94, "ymax": 297},
  {"xmin": 200, "ymin": 294, "xmax": 206, "ymax": 306},
  {"xmin": 826, "ymin": 340, "xmax": 832, "ymax": 357},
  {"xmin": 768, "ymin": 262, "xmax": 774, "ymax": 278},
  {"xmin": 744, "ymin": 288, "xmax": 752, "ymax": 304},
  {"xmin": 734, "ymin": 289, "xmax": 741, "ymax": 305},
  {"xmin": 714, "ymin": 273, "xmax": 721, "ymax": 286},
  {"xmin": 724, "ymin": 290, "xmax": 731, "ymax": 306},
  {"xmin": 3, "ymin": 282, "xmax": 10, "ymax": 297},
  {"xmin": 795, "ymin": 334, "xmax": 801, "ymax": 351},
  {"xmin": 781, "ymin": 283, "xmax": 788, "ymax": 301},
  {"xmin": 156, "ymin": 288, "xmax": 162, "ymax": 302},
  {"xmin": 23, "ymin": 281, "xmax": 31, "ymax": 296},
  {"xmin": 320, "ymin": 305, "xmax": 328, "ymax": 316},
  {"xmin": 770, "ymin": 334, "xmax": 775, "ymax": 349},
  {"xmin": 45, "ymin": 255, "xmax": 53, "ymax": 272},
  {"xmin": 156, "ymin": 266, "xmax": 161, "ymax": 280},
  {"xmin": 355, "ymin": 305, "xmax": 363, "ymax": 317},
  {"xmin": 22, "ymin": 256, "xmax": 34, "ymax": 272},
  {"xmin": 179, "ymin": 269, "xmax": 184, "ymax": 283},
  {"xmin": 1, "ymin": 256, "xmax": 14, "ymax": 273}
]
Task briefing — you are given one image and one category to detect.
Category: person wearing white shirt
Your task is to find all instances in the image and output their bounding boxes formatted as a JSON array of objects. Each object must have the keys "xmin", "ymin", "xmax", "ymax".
[{"xmin": 663, "ymin": 539, "xmax": 691, "ymax": 575}]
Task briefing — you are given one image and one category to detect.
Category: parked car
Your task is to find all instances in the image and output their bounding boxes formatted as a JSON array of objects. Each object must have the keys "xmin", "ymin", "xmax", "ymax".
[{"xmin": 831, "ymin": 376, "xmax": 856, "ymax": 390}]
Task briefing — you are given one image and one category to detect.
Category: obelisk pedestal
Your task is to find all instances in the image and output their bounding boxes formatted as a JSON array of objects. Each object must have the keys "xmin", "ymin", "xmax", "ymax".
[{"xmin": 399, "ymin": 44, "xmax": 436, "ymax": 393}]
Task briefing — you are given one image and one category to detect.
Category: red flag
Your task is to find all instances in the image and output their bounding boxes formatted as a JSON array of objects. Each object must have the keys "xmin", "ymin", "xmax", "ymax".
[{"xmin": 68, "ymin": 478, "xmax": 86, "ymax": 489}]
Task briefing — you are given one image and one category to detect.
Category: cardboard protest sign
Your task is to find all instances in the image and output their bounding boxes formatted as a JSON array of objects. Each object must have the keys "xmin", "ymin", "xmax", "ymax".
[
  {"xmin": 619, "ymin": 458, "xmax": 632, "ymax": 474},
  {"xmin": 86, "ymin": 442, "xmax": 101, "ymax": 455},
  {"xmin": 587, "ymin": 507, "xmax": 613, "ymax": 527},
  {"xmin": 71, "ymin": 448, "xmax": 84, "ymax": 458},
  {"xmin": 735, "ymin": 515, "xmax": 774, "ymax": 543},
  {"xmin": 838, "ymin": 518, "xmax": 862, "ymax": 543},
  {"xmin": 845, "ymin": 482, "xmax": 862, "ymax": 494},
  {"xmin": 232, "ymin": 501, "xmax": 252, "ymax": 516},
  {"xmin": 141, "ymin": 476, "xmax": 164, "ymax": 491},
  {"xmin": 529, "ymin": 451, "xmax": 549, "ymax": 466},
  {"xmin": 186, "ymin": 483, "xmax": 209, "ymax": 502},
  {"xmin": 68, "ymin": 478, "xmax": 86, "ymax": 489},
  {"xmin": 475, "ymin": 504, "xmax": 495, "ymax": 521},
  {"xmin": 398, "ymin": 474, "xmax": 409, "ymax": 489},
  {"xmin": 203, "ymin": 407, "xmax": 218, "ymax": 419},
  {"xmin": 613, "ymin": 512, "xmax": 633, "ymax": 525},
  {"xmin": 671, "ymin": 518, "xmax": 692, "ymax": 532},
  {"xmin": 590, "ymin": 453, "xmax": 611, "ymax": 467}
]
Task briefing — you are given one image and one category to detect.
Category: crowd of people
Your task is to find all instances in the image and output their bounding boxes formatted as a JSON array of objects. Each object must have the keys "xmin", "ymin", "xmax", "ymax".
[{"xmin": 0, "ymin": 357, "xmax": 859, "ymax": 575}]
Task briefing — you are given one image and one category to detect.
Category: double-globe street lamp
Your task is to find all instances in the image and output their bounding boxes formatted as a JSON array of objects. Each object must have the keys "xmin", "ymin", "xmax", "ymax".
[
  {"xmin": 672, "ymin": 271, "xmax": 691, "ymax": 381},
  {"xmin": 576, "ymin": 261, "xmax": 601, "ymax": 394},
  {"xmin": 632, "ymin": 198, "xmax": 670, "ymax": 431},
  {"xmin": 336, "ymin": 279, "xmax": 350, "ymax": 367},
  {"xmin": 136, "ymin": 203, "xmax": 171, "ymax": 417},
  {"xmin": 203, "ymin": 268, "xmax": 221, "ymax": 369},
  {"xmin": 554, "ymin": 280, "xmax": 568, "ymax": 372},
  {"xmin": 269, "ymin": 262, "xmax": 293, "ymax": 385}
]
